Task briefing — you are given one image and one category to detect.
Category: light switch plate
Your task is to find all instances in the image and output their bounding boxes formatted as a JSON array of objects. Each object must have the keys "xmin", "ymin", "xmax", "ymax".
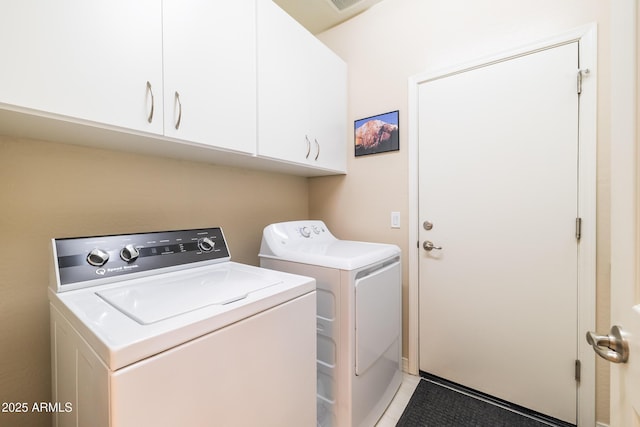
[{"xmin": 391, "ymin": 211, "xmax": 400, "ymax": 228}]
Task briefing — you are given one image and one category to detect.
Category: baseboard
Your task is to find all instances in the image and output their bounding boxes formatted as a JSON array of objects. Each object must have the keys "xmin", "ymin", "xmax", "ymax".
[
  {"xmin": 596, "ymin": 422, "xmax": 609, "ymax": 427},
  {"xmin": 402, "ymin": 357, "xmax": 409, "ymax": 373}
]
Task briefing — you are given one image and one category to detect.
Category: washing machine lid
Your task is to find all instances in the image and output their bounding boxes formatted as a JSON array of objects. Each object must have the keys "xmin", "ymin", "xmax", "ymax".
[
  {"xmin": 96, "ymin": 265, "xmax": 282, "ymax": 325},
  {"xmin": 260, "ymin": 221, "xmax": 400, "ymax": 270}
]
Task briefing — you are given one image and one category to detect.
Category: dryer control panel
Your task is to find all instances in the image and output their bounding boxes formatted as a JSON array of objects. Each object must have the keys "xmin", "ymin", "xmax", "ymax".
[
  {"xmin": 265, "ymin": 220, "xmax": 336, "ymax": 243},
  {"xmin": 260, "ymin": 220, "xmax": 401, "ymax": 271},
  {"xmin": 52, "ymin": 228, "xmax": 230, "ymax": 291}
]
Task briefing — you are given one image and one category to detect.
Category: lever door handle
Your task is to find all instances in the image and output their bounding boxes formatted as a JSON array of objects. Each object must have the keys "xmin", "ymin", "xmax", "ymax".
[
  {"xmin": 586, "ymin": 325, "xmax": 629, "ymax": 363},
  {"xmin": 423, "ymin": 241, "xmax": 442, "ymax": 251}
]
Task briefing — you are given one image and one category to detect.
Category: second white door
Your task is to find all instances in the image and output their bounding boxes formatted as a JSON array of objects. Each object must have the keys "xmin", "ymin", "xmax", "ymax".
[{"xmin": 418, "ymin": 42, "xmax": 580, "ymax": 423}]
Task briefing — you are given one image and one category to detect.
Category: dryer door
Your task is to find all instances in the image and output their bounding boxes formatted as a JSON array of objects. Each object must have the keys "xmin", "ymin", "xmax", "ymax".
[{"xmin": 354, "ymin": 260, "xmax": 401, "ymax": 375}]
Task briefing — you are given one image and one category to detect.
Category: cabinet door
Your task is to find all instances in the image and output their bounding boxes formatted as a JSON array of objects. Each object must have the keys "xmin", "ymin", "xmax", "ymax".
[
  {"xmin": 309, "ymin": 37, "xmax": 347, "ymax": 172},
  {"xmin": 163, "ymin": 0, "xmax": 256, "ymax": 154},
  {"xmin": 0, "ymin": 0, "xmax": 163, "ymax": 135},
  {"xmin": 258, "ymin": 0, "xmax": 346, "ymax": 172},
  {"xmin": 257, "ymin": 0, "xmax": 312, "ymax": 163}
]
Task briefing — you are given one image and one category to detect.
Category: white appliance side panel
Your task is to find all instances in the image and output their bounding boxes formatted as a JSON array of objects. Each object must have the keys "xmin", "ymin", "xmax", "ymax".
[
  {"xmin": 260, "ymin": 258, "xmax": 342, "ymax": 427},
  {"xmin": 110, "ymin": 292, "xmax": 316, "ymax": 427},
  {"xmin": 50, "ymin": 305, "xmax": 109, "ymax": 427},
  {"xmin": 354, "ymin": 261, "xmax": 401, "ymax": 376}
]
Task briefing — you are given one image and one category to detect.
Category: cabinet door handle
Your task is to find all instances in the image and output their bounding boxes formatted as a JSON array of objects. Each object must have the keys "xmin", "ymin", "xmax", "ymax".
[
  {"xmin": 305, "ymin": 135, "xmax": 311, "ymax": 159},
  {"xmin": 314, "ymin": 138, "xmax": 320, "ymax": 161},
  {"xmin": 146, "ymin": 81, "xmax": 155, "ymax": 123},
  {"xmin": 174, "ymin": 91, "xmax": 182, "ymax": 130}
]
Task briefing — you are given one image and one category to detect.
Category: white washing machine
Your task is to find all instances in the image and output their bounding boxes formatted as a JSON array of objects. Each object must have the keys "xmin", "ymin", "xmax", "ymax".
[
  {"xmin": 259, "ymin": 220, "xmax": 402, "ymax": 427},
  {"xmin": 49, "ymin": 227, "xmax": 316, "ymax": 427}
]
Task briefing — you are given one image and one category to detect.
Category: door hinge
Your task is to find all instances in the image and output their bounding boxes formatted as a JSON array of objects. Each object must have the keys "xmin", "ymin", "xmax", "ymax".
[
  {"xmin": 577, "ymin": 68, "xmax": 590, "ymax": 95},
  {"xmin": 575, "ymin": 217, "xmax": 582, "ymax": 241},
  {"xmin": 575, "ymin": 359, "xmax": 581, "ymax": 382}
]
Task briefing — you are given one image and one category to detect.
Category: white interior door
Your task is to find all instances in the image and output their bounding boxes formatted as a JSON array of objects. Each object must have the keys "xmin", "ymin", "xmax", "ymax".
[
  {"xmin": 606, "ymin": 0, "xmax": 640, "ymax": 423},
  {"xmin": 418, "ymin": 42, "xmax": 579, "ymax": 423}
]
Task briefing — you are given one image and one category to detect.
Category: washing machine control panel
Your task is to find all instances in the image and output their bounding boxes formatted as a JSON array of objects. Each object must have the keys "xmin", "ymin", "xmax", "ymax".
[{"xmin": 53, "ymin": 228, "xmax": 230, "ymax": 290}]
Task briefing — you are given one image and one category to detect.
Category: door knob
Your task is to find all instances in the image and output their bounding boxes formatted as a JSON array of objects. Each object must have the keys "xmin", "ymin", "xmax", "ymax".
[
  {"xmin": 423, "ymin": 241, "xmax": 442, "ymax": 251},
  {"xmin": 586, "ymin": 325, "xmax": 629, "ymax": 363}
]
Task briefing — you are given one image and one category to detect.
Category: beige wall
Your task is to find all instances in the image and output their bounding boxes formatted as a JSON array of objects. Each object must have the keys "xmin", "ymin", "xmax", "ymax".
[
  {"xmin": 0, "ymin": 135, "xmax": 308, "ymax": 426},
  {"xmin": 0, "ymin": 1, "xmax": 618, "ymax": 424},
  {"xmin": 311, "ymin": 0, "xmax": 612, "ymax": 423}
]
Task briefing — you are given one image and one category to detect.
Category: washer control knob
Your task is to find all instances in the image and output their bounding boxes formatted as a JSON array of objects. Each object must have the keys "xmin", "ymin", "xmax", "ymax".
[
  {"xmin": 300, "ymin": 227, "xmax": 311, "ymax": 238},
  {"xmin": 87, "ymin": 248, "xmax": 110, "ymax": 267},
  {"xmin": 312, "ymin": 225, "xmax": 321, "ymax": 234},
  {"xmin": 198, "ymin": 237, "xmax": 215, "ymax": 252},
  {"xmin": 120, "ymin": 244, "xmax": 140, "ymax": 263}
]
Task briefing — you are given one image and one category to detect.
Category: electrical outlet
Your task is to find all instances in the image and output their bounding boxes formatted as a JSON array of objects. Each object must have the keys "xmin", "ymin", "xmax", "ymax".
[{"xmin": 391, "ymin": 211, "xmax": 400, "ymax": 228}]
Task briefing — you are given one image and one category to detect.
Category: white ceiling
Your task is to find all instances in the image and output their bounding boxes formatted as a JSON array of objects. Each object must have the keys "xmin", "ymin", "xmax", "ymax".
[{"xmin": 273, "ymin": 0, "xmax": 385, "ymax": 34}]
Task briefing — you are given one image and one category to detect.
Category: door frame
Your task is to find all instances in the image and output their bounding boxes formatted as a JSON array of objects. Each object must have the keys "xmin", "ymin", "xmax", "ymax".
[
  {"xmin": 609, "ymin": 0, "xmax": 638, "ymax": 423},
  {"xmin": 407, "ymin": 24, "xmax": 597, "ymax": 426}
]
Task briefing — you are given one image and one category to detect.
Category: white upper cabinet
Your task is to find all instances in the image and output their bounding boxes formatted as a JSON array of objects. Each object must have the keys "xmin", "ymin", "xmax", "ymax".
[
  {"xmin": 0, "ymin": 0, "xmax": 346, "ymax": 176},
  {"xmin": 0, "ymin": 0, "xmax": 164, "ymax": 135},
  {"xmin": 162, "ymin": 0, "xmax": 256, "ymax": 154},
  {"xmin": 308, "ymin": 36, "xmax": 348, "ymax": 172},
  {"xmin": 257, "ymin": 0, "xmax": 347, "ymax": 173}
]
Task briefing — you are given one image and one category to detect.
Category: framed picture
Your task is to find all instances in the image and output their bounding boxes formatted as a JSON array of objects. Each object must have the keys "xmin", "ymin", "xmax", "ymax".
[{"xmin": 354, "ymin": 110, "xmax": 399, "ymax": 157}]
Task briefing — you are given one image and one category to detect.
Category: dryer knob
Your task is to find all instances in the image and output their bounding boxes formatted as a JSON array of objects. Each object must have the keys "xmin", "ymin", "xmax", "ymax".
[
  {"xmin": 120, "ymin": 244, "xmax": 140, "ymax": 263},
  {"xmin": 87, "ymin": 248, "xmax": 110, "ymax": 267},
  {"xmin": 300, "ymin": 227, "xmax": 311, "ymax": 238},
  {"xmin": 198, "ymin": 237, "xmax": 215, "ymax": 252}
]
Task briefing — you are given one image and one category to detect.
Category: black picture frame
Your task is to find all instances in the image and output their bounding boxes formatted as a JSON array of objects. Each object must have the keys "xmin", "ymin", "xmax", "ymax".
[{"xmin": 354, "ymin": 110, "xmax": 399, "ymax": 157}]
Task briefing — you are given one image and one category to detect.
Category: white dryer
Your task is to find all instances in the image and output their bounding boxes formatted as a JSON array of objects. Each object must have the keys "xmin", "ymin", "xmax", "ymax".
[
  {"xmin": 260, "ymin": 220, "xmax": 402, "ymax": 427},
  {"xmin": 49, "ymin": 227, "xmax": 316, "ymax": 427}
]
